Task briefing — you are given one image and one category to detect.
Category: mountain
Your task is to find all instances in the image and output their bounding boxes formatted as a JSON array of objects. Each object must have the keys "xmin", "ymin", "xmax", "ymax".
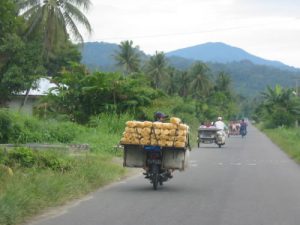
[
  {"xmin": 80, "ymin": 42, "xmax": 148, "ymax": 72},
  {"xmin": 80, "ymin": 41, "xmax": 300, "ymax": 97},
  {"xmin": 80, "ymin": 42, "xmax": 119, "ymax": 71},
  {"xmin": 166, "ymin": 42, "xmax": 297, "ymax": 71},
  {"xmin": 207, "ymin": 60, "xmax": 300, "ymax": 97}
]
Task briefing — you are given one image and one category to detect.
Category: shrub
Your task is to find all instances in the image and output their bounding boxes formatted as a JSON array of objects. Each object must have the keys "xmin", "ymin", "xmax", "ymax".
[
  {"xmin": 0, "ymin": 109, "xmax": 13, "ymax": 143},
  {"xmin": 1, "ymin": 148, "xmax": 72, "ymax": 171},
  {"xmin": 7, "ymin": 147, "xmax": 36, "ymax": 168}
]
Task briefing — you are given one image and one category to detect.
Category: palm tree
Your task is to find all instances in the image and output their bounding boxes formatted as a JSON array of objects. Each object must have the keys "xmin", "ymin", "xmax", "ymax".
[
  {"xmin": 189, "ymin": 62, "xmax": 211, "ymax": 99},
  {"xmin": 114, "ymin": 40, "xmax": 140, "ymax": 75},
  {"xmin": 177, "ymin": 70, "xmax": 190, "ymax": 98},
  {"xmin": 261, "ymin": 85, "xmax": 300, "ymax": 127},
  {"xmin": 18, "ymin": 0, "xmax": 92, "ymax": 59},
  {"xmin": 146, "ymin": 51, "xmax": 168, "ymax": 89},
  {"xmin": 215, "ymin": 71, "xmax": 231, "ymax": 93}
]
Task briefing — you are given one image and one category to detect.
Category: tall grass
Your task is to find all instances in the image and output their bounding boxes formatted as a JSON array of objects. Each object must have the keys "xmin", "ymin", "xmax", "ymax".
[
  {"xmin": 0, "ymin": 152, "xmax": 125, "ymax": 225},
  {"xmin": 0, "ymin": 109, "xmax": 84, "ymax": 144},
  {"xmin": 76, "ymin": 113, "xmax": 133, "ymax": 155},
  {"xmin": 263, "ymin": 127, "xmax": 300, "ymax": 163}
]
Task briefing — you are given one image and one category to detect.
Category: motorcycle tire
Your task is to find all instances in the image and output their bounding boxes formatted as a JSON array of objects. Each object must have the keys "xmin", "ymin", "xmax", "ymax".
[
  {"xmin": 152, "ymin": 173, "xmax": 158, "ymax": 190},
  {"xmin": 151, "ymin": 164, "xmax": 159, "ymax": 190}
]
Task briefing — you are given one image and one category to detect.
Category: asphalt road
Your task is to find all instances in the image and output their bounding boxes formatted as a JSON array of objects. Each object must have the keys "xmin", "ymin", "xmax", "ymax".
[{"xmin": 28, "ymin": 124, "xmax": 300, "ymax": 225}]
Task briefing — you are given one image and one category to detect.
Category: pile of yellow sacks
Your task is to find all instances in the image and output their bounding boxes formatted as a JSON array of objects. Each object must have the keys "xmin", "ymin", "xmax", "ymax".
[{"xmin": 120, "ymin": 117, "xmax": 189, "ymax": 148}]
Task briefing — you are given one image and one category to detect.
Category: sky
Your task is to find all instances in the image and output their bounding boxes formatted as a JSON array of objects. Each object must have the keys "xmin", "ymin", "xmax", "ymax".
[{"xmin": 82, "ymin": 0, "xmax": 300, "ymax": 68}]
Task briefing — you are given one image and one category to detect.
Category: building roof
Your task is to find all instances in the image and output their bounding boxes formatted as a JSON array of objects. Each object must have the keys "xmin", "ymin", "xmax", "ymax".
[{"xmin": 19, "ymin": 78, "xmax": 57, "ymax": 96}]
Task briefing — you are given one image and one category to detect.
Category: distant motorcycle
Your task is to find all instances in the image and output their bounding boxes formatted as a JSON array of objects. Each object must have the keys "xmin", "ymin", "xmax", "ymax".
[
  {"xmin": 197, "ymin": 127, "xmax": 226, "ymax": 148},
  {"xmin": 240, "ymin": 128, "xmax": 247, "ymax": 138}
]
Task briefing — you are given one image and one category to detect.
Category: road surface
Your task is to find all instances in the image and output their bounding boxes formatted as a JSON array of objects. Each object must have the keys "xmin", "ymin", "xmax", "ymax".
[{"xmin": 28, "ymin": 124, "xmax": 300, "ymax": 225}]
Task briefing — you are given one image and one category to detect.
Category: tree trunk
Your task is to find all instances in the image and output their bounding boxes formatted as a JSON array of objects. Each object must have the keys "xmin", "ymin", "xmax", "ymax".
[{"xmin": 19, "ymin": 88, "xmax": 30, "ymax": 112}]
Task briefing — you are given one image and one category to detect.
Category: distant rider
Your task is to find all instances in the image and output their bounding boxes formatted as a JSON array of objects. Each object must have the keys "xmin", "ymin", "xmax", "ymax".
[
  {"xmin": 240, "ymin": 119, "xmax": 248, "ymax": 136},
  {"xmin": 214, "ymin": 116, "xmax": 226, "ymax": 130}
]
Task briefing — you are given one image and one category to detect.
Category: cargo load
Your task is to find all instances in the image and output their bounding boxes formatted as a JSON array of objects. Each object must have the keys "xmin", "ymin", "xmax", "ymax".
[{"xmin": 120, "ymin": 117, "xmax": 189, "ymax": 148}]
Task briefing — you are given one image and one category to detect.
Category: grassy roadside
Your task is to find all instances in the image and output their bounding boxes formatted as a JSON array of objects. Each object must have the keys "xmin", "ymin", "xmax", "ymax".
[
  {"xmin": 0, "ymin": 112, "xmax": 132, "ymax": 225},
  {"xmin": 0, "ymin": 150, "xmax": 126, "ymax": 225},
  {"xmin": 262, "ymin": 127, "xmax": 300, "ymax": 164}
]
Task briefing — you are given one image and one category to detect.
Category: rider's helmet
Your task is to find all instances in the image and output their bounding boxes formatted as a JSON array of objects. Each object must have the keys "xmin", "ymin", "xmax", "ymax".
[
  {"xmin": 217, "ymin": 116, "xmax": 222, "ymax": 121},
  {"xmin": 154, "ymin": 112, "xmax": 168, "ymax": 121}
]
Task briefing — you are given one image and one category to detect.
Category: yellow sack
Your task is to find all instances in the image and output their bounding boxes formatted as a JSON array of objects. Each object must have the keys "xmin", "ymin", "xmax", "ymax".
[
  {"xmin": 175, "ymin": 141, "xmax": 185, "ymax": 148},
  {"xmin": 153, "ymin": 122, "xmax": 163, "ymax": 129},
  {"xmin": 125, "ymin": 127, "xmax": 135, "ymax": 133},
  {"xmin": 141, "ymin": 127, "xmax": 151, "ymax": 135},
  {"xmin": 154, "ymin": 128, "xmax": 161, "ymax": 135},
  {"xmin": 176, "ymin": 136, "xmax": 187, "ymax": 142},
  {"xmin": 150, "ymin": 139, "xmax": 158, "ymax": 145},
  {"xmin": 170, "ymin": 117, "xmax": 181, "ymax": 124},
  {"xmin": 140, "ymin": 138, "xmax": 150, "ymax": 145},
  {"xmin": 169, "ymin": 129, "xmax": 177, "ymax": 136},
  {"xmin": 177, "ymin": 130, "xmax": 187, "ymax": 136},
  {"xmin": 161, "ymin": 129, "xmax": 170, "ymax": 136},
  {"xmin": 143, "ymin": 121, "xmax": 153, "ymax": 127},
  {"xmin": 178, "ymin": 124, "xmax": 189, "ymax": 131},
  {"xmin": 126, "ymin": 121, "xmax": 136, "ymax": 128}
]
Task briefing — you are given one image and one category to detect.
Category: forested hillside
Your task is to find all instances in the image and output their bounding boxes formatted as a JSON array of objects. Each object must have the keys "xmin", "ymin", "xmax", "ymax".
[
  {"xmin": 208, "ymin": 61, "xmax": 300, "ymax": 97},
  {"xmin": 81, "ymin": 42, "xmax": 300, "ymax": 97}
]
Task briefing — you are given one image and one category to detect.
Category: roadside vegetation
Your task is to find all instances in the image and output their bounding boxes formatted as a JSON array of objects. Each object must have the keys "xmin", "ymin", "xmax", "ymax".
[
  {"xmin": 263, "ymin": 127, "xmax": 300, "ymax": 163},
  {"xmin": 252, "ymin": 85, "xmax": 300, "ymax": 164}
]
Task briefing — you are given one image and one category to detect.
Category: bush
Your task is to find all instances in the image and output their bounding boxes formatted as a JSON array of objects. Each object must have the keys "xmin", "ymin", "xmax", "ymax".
[
  {"xmin": 0, "ymin": 109, "xmax": 13, "ymax": 143},
  {"xmin": 8, "ymin": 147, "xmax": 36, "ymax": 168},
  {"xmin": 1, "ymin": 148, "xmax": 72, "ymax": 171},
  {"xmin": 0, "ymin": 111, "xmax": 83, "ymax": 144}
]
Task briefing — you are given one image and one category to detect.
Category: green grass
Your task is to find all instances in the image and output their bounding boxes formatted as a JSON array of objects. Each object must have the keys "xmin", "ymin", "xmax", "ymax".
[
  {"xmin": 0, "ymin": 153, "xmax": 125, "ymax": 225},
  {"xmin": 263, "ymin": 127, "xmax": 300, "ymax": 163}
]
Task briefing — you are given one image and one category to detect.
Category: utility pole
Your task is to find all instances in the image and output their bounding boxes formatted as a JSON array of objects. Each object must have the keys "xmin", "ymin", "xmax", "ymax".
[{"xmin": 296, "ymin": 79, "xmax": 299, "ymax": 127}]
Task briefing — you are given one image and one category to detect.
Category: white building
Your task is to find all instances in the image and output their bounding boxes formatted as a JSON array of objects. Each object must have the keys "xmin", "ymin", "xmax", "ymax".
[{"xmin": 8, "ymin": 78, "xmax": 57, "ymax": 114}]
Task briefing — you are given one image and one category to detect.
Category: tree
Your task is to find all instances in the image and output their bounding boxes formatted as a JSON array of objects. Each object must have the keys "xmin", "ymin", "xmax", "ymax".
[
  {"xmin": 177, "ymin": 71, "xmax": 190, "ymax": 98},
  {"xmin": 114, "ymin": 40, "xmax": 141, "ymax": 75},
  {"xmin": 260, "ymin": 85, "xmax": 300, "ymax": 127},
  {"xmin": 18, "ymin": 0, "xmax": 92, "ymax": 60},
  {"xmin": 215, "ymin": 71, "xmax": 231, "ymax": 93},
  {"xmin": 0, "ymin": 0, "xmax": 45, "ymax": 106},
  {"xmin": 45, "ymin": 41, "xmax": 82, "ymax": 77},
  {"xmin": 146, "ymin": 51, "xmax": 168, "ymax": 89},
  {"xmin": 189, "ymin": 62, "xmax": 211, "ymax": 99}
]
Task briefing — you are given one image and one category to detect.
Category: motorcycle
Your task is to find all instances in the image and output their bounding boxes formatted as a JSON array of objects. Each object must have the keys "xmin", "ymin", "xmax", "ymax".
[
  {"xmin": 144, "ymin": 146, "xmax": 172, "ymax": 190},
  {"xmin": 122, "ymin": 144, "xmax": 189, "ymax": 190},
  {"xmin": 240, "ymin": 128, "xmax": 247, "ymax": 138},
  {"xmin": 197, "ymin": 127, "xmax": 226, "ymax": 148}
]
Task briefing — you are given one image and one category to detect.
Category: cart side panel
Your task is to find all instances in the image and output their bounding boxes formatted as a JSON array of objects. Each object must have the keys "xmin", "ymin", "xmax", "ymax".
[
  {"xmin": 162, "ymin": 148, "xmax": 187, "ymax": 170},
  {"xmin": 124, "ymin": 145, "xmax": 146, "ymax": 168}
]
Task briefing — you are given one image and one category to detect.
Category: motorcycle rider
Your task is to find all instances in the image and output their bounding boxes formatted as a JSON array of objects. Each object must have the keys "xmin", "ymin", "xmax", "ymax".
[
  {"xmin": 154, "ymin": 111, "xmax": 168, "ymax": 122},
  {"xmin": 144, "ymin": 112, "xmax": 173, "ymax": 179},
  {"xmin": 214, "ymin": 116, "xmax": 226, "ymax": 130},
  {"xmin": 214, "ymin": 116, "xmax": 228, "ymax": 142},
  {"xmin": 240, "ymin": 119, "xmax": 248, "ymax": 136}
]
